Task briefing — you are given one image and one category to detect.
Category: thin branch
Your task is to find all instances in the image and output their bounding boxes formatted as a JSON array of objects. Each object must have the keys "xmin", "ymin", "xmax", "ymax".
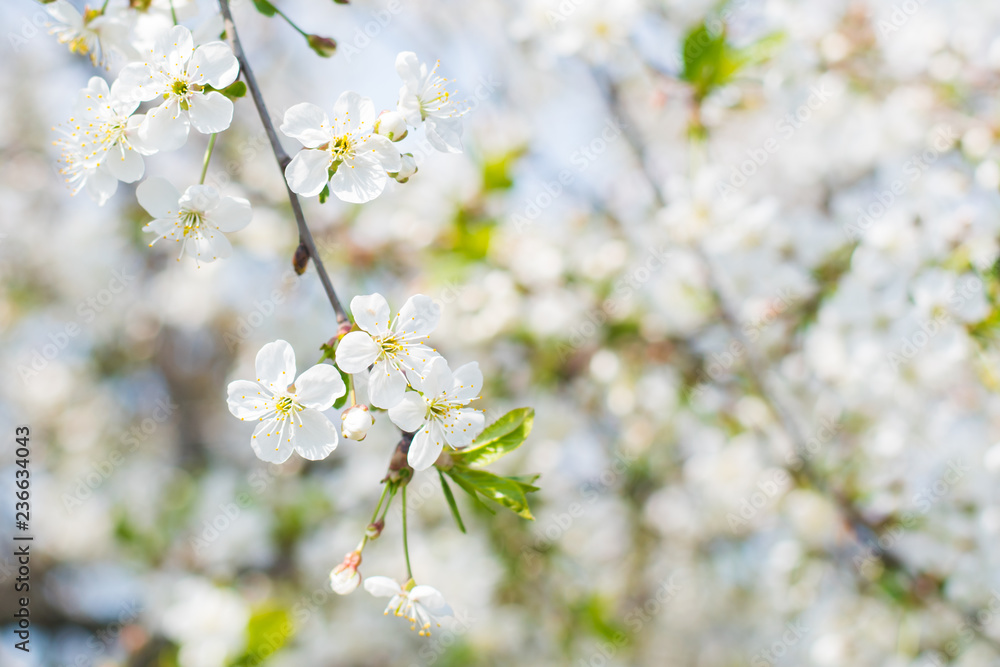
[{"xmin": 218, "ymin": 0, "xmax": 349, "ymax": 327}]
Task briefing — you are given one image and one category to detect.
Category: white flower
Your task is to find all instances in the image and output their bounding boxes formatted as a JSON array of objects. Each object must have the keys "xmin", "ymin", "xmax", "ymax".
[
  {"xmin": 280, "ymin": 92, "xmax": 401, "ymax": 203},
  {"xmin": 330, "ymin": 551, "xmax": 362, "ymax": 595},
  {"xmin": 374, "ymin": 110, "xmax": 408, "ymax": 142},
  {"xmin": 388, "ymin": 357, "xmax": 485, "ymax": 470},
  {"xmin": 54, "ymin": 77, "xmax": 155, "ymax": 206},
  {"xmin": 363, "ymin": 576, "xmax": 452, "ymax": 636},
  {"xmin": 46, "ymin": 1, "xmax": 133, "ymax": 67},
  {"xmin": 137, "ymin": 178, "xmax": 251, "ymax": 264},
  {"xmin": 391, "ymin": 153, "xmax": 418, "ymax": 183},
  {"xmin": 226, "ymin": 340, "xmax": 346, "ymax": 463},
  {"xmin": 334, "ymin": 294, "xmax": 441, "ymax": 409},
  {"xmin": 116, "ymin": 25, "xmax": 239, "ymax": 151},
  {"xmin": 341, "ymin": 405, "xmax": 374, "ymax": 441},
  {"xmin": 395, "ymin": 52, "xmax": 465, "ymax": 153}
]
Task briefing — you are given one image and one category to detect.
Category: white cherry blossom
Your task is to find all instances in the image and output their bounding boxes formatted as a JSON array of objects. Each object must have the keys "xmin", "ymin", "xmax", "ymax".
[
  {"xmin": 45, "ymin": 1, "xmax": 133, "ymax": 67},
  {"xmin": 137, "ymin": 178, "xmax": 251, "ymax": 264},
  {"xmin": 334, "ymin": 293, "xmax": 440, "ymax": 409},
  {"xmin": 227, "ymin": 340, "xmax": 346, "ymax": 464},
  {"xmin": 280, "ymin": 92, "xmax": 401, "ymax": 203},
  {"xmin": 329, "ymin": 551, "xmax": 362, "ymax": 595},
  {"xmin": 54, "ymin": 77, "xmax": 154, "ymax": 206},
  {"xmin": 388, "ymin": 357, "xmax": 485, "ymax": 471},
  {"xmin": 341, "ymin": 405, "xmax": 375, "ymax": 441},
  {"xmin": 363, "ymin": 576, "xmax": 452, "ymax": 636},
  {"xmin": 116, "ymin": 25, "xmax": 239, "ymax": 151},
  {"xmin": 395, "ymin": 51, "xmax": 466, "ymax": 153}
]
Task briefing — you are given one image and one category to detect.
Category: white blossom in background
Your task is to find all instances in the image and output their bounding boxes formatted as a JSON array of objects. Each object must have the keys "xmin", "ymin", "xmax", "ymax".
[
  {"xmin": 330, "ymin": 551, "xmax": 363, "ymax": 595},
  {"xmin": 226, "ymin": 340, "xmax": 346, "ymax": 463},
  {"xmin": 159, "ymin": 579, "xmax": 249, "ymax": 667},
  {"xmin": 54, "ymin": 77, "xmax": 155, "ymax": 206},
  {"xmin": 136, "ymin": 178, "xmax": 251, "ymax": 264},
  {"xmin": 45, "ymin": 0, "xmax": 134, "ymax": 67},
  {"xmin": 395, "ymin": 51, "xmax": 466, "ymax": 153},
  {"xmin": 116, "ymin": 25, "xmax": 239, "ymax": 151},
  {"xmin": 280, "ymin": 92, "xmax": 401, "ymax": 202},
  {"xmin": 334, "ymin": 293, "xmax": 441, "ymax": 409},
  {"xmin": 388, "ymin": 357, "xmax": 486, "ymax": 470},
  {"xmin": 363, "ymin": 576, "xmax": 453, "ymax": 636}
]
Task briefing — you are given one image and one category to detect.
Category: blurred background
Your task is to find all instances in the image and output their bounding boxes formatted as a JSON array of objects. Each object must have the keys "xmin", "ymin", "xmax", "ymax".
[{"xmin": 4, "ymin": 0, "xmax": 1000, "ymax": 664}]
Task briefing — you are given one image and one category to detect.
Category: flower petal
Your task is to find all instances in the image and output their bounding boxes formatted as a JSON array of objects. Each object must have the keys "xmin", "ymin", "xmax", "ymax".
[
  {"xmin": 350, "ymin": 293, "xmax": 392, "ymax": 336},
  {"xmin": 226, "ymin": 380, "xmax": 272, "ymax": 420},
  {"xmin": 140, "ymin": 99, "xmax": 191, "ymax": 152},
  {"xmin": 334, "ymin": 331, "xmax": 380, "ymax": 374},
  {"xmin": 425, "ymin": 116, "xmax": 463, "ymax": 154},
  {"xmin": 209, "ymin": 196, "xmax": 252, "ymax": 233},
  {"xmin": 255, "ymin": 339, "xmax": 297, "ymax": 389},
  {"xmin": 180, "ymin": 184, "xmax": 220, "ymax": 211},
  {"xmin": 409, "ymin": 585, "xmax": 450, "ymax": 614},
  {"xmin": 280, "ymin": 102, "xmax": 331, "ymax": 148},
  {"xmin": 137, "ymin": 177, "xmax": 180, "ymax": 218},
  {"xmin": 364, "ymin": 576, "xmax": 404, "ymax": 598},
  {"xmin": 441, "ymin": 407, "xmax": 484, "ymax": 448},
  {"xmin": 187, "ymin": 41, "xmax": 239, "ymax": 89},
  {"xmin": 395, "ymin": 51, "xmax": 422, "ymax": 90},
  {"xmin": 417, "ymin": 356, "xmax": 452, "ymax": 398},
  {"xmin": 292, "ymin": 409, "xmax": 339, "ymax": 460},
  {"xmin": 84, "ymin": 164, "xmax": 118, "ymax": 206},
  {"xmin": 188, "ymin": 91, "xmax": 234, "ymax": 134},
  {"xmin": 251, "ymin": 418, "xmax": 294, "ymax": 463},
  {"xmin": 105, "ymin": 144, "xmax": 144, "ymax": 183},
  {"xmin": 355, "ymin": 134, "xmax": 401, "ymax": 172},
  {"xmin": 368, "ymin": 358, "xmax": 407, "ymax": 409},
  {"xmin": 294, "ymin": 363, "xmax": 346, "ymax": 409},
  {"xmin": 116, "ymin": 63, "xmax": 160, "ymax": 102},
  {"xmin": 329, "ymin": 153, "xmax": 388, "ymax": 204},
  {"xmin": 156, "ymin": 24, "xmax": 195, "ymax": 77},
  {"xmin": 450, "ymin": 362, "xmax": 482, "ymax": 402},
  {"xmin": 407, "ymin": 424, "xmax": 444, "ymax": 471},
  {"xmin": 395, "ymin": 294, "xmax": 441, "ymax": 338},
  {"xmin": 285, "ymin": 149, "xmax": 332, "ymax": 197},
  {"xmin": 387, "ymin": 391, "xmax": 426, "ymax": 432}
]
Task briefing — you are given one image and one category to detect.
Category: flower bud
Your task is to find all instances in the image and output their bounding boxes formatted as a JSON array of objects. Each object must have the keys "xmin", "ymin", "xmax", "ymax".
[
  {"xmin": 390, "ymin": 153, "xmax": 418, "ymax": 183},
  {"xmin": 292, "ymin": 242, "xmax": 310, "ymax": 275},
  {"xmin": 366, "ymin": 519, "xmax": 384, "ymax": 539},
  {"xmin": 306, "ymin": 34, "xmax": 338, "ymax": 58},
  {"xmin": 342, "ymin": 405, "xmax": 374, "ymax": 441},
  {"xmin": 375, "ymin": 111, "xmax": 408, "ymax": 142},
  {"xmin": 329, "ymin": 551, "xmax": 362, "ymax": 595}
]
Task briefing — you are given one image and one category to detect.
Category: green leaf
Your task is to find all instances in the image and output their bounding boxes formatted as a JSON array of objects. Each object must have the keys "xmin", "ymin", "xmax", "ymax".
[
  {"xmin": 680, "ymin": 22, "xmax": 743, "ymax": 100},
  {"xmin": 252, "ymin": 0, "xmax": 277, "ymax": 16},
  {"xmin": 219, "ymin": 80, "xmax": 247, "ymax": 99},
  {"xmin": 447, "ymin": 468, "xmax": 536, "ymax": 520},
  {"xmin": 444, "ymin": 468, "xmax": 495, "ymax": 515},
  {"xmin": 229, "ymin": 605, "xmax": 293, "ymax": 666},
  {"xmin": 452, "ymin": 408, "xmax": 534, "ymax": 467},
  {"xmin": 333, "ymin": 367, "xmax": 350, "ymax": 409},
  {"xmin": 318, "ymin": 184, "xmax": 330, "ymax": 204},
  {"xmin": 438, "ymin": 469, "xmax": 466, "ymax": 533}
]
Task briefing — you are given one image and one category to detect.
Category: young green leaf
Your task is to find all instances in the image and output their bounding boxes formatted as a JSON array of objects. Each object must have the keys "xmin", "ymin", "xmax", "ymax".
[
  {"xmin": 443, "ymin": 468, "xmax": 496, "ymax": 515},
  {"xmin": 438, "ymin": 469, "xmax": 466, "ymax": 533},
  {"xmin": 452, "ymin": 407, "xmax": 534, "ymax": 467},
  {"xmin": 218, "ymin": 80, "xmax": 247, "ymax": 99},
  {"xmin": 447, "ymin": 468, "xmax": 536, "ymax": 520},
  {"xmin": 252, "ymin": 0, "xmax": 278, "ymax": 16}
]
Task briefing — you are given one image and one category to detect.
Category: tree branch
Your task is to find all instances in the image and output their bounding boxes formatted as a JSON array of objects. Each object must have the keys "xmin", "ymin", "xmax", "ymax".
[{"xmin": 218, "ymin": 0, "xmax": 349, "ymax": 327}]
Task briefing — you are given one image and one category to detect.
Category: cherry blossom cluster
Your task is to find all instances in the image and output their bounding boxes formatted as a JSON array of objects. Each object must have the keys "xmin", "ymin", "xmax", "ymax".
[{"xmin": 43, "ymin": 0, "xmax": 517, "ymax": 640}]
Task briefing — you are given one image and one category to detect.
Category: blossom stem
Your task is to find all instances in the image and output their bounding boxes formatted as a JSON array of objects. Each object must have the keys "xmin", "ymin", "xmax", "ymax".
[
  {"xmin": 271, "ymin": 6, "xmax": 309, "ymax": 38},
  {"xmin": 169, "ymin": 0, "xmax": 178, "ymax": 25},
  {"xmin": 100, "ymin": 0, "xmax": 110, "ymax": 12},
  {"xmin": 199, "ymin": 133, "xmax": 217, "ymax": 185},
  {"xmin": 357, "ymin": 482, "xmax": 392, "ymax": 552},
  {"xmin": 401, "ymin": 484, "xmax": 414, "ymax": 581},
  {"xmin": 217, "ymin": 0, "xmax": 351, "ymax": 328}
]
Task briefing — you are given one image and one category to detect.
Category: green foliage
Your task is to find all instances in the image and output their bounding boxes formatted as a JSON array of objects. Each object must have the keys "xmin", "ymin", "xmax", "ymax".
[
  {"xmin": 680, "ymin": 20, "xmax": 784, "ymax": 101},
  {"xmin": 451, "ymin": 407, "xmax": 534, "ymax": 467},
  {"xmin": 440, "ymin": 409, "xmax": 539, "ymax": 521},
  {"xmin": 251, "ymin": 0, "xmax": 277, "ymax": 17},
  {"xmin": 229, "ymin": 606, "xmax": 294, "ymax": 667},
  {"xmin": 318, "ymin": 184, "xmax": 331, "ymax": 204},
  {"xmin": 438, "ymin": 469, "xmax": 466, "ymax": 533}
]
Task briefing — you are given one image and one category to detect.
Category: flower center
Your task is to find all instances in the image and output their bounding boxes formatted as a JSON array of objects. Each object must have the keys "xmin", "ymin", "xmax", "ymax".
[
  {"xmin": 275, "ymin": 396, "xmax": 295, "ymax": 414},
  {"xmin": 171, "ymin": 79, "xmax": 190, "ymax": 98},
  {"xmin": 379, "ymin": 333, "xmax": 404, "ymax": 357},
  {"xmin": 330, "ymin": 134, "xmax": 354, "ymax": 161},
  {"xmin": 179, "ymin": 210, "xmax": 204, "ymax": 237}
]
